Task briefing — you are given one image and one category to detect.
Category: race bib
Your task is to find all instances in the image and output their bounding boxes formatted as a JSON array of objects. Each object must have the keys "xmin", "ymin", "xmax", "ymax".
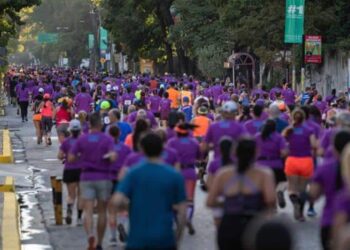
[
  {"xmin": 104, "ymin": 116, "xmax": 110, "ymax": 125},
  {"xmin": 124, "ymin": 100, "xmax": 131, "ymax": 105}
]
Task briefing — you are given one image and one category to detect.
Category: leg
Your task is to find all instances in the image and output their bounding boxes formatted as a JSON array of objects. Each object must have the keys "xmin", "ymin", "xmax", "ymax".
[
  {"xmin": 185, "ymin": 180, "xmax": 196, "ymax": 235},
  {"xmin": 83, "ymin": 200, "xmax": 94, "ymax": 238},
  {"xmin": 108, "ymin": 199, "xmax": 117, "ymax": 243},
  {"xmin": 96, "ymin": 200, "xmax": 108, "ymax": 247}
]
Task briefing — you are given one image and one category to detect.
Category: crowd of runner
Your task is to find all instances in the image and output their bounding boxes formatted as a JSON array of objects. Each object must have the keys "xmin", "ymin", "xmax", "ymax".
[{"xmin": 4, "ymin": 66, "xmax": 350, "ymax": 250}]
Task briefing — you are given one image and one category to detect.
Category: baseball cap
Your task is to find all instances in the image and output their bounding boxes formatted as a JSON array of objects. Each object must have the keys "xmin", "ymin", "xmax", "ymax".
[
  {"xmin": 100, "ymin": 100, "xmax": 111, "ymax": 110},
  {"xmin": 43, "ymin": 93, "xmax": 51, "ymax": 99},
  {"xmin": 106, "ymin": 84, "xmax": 112, "ymax": 92},
  {"xmin": 69, "ymin": 119, "xmax": 81, "ymax": 131},
  {"xmin": 221, "ymin": 101, "xmax": 238, "ymax": 113},
  {"xmin": 198, "ymin": 106, "xmax": 208, "ymax": 115},
  {"xmin": 183, "ymin": 96, "xmax": 190, "ymax": 103}
]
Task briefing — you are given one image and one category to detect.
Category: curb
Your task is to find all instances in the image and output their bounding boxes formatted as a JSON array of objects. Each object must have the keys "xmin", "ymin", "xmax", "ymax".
[
  {"xmin": 1, "ymin": 177, "xmax": 21, "ymax": 250},
  {"xmin": 0, "ymin": 129, "xmax": 14, "ymax": 163}
]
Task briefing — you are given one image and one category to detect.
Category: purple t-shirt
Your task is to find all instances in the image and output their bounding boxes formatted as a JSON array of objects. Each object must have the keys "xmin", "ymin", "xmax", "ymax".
[
  {"xmin": 110, "ymin": 141, "xmax": 132, "ymax": 180},
  {"xmin": 285, "ymin": 124, "xmax": 313, "ymax": 157},
  {"xmin": 255, "ymin": 132, "xmax": 286, "ymax": 169},
  {"xmin": 282, "ymin": 88, "xmax": 295, "ymax": 105},
  {"xmin": 148, "ymin": 95, "xmax": 161, "ymax": 113},
  {"xmin": 244, "ymin": 118, "xmax": 264, "ymax": 135},
  {"xmin": 205, "ymin": 120, "xmax": 247, "ymax": 157},
  {"xmin": 313, "ymin": 159, "xmax": 340, "ymax": 226},
  {"xmin": 167, "ymin": 136, "xmax": 200, "ymax": 180},
  {"xmin": 208, "ymin": 158, "xmax": 221, "ymax": 175},
  {"xmin": 60, "ymin": 137, "xmax": 81, "ymax": 170},
  {"xmin": 74, "ymin": 93, "xmax": 92, "ymax": 113},
  {"xmin": 305, "ymin": 119, "xmax": 322, "ymax": 139},
  {"xmin": 17, "ymin": 87, "xmax": 30, "ymax": 102},
  {"xmin": 334, "ymin": 189, "xmax": 350, "ymax": 223},
  {"xmin": 124, "ymin": 152, "xmax": 145, "ymax": 168},
  {"xmin": 162, "ymin": 147, "xmax": 179, "ymax": 166},
  {"xmin": 159, "ymin": 98, "xmax": 171, "ymax": 117},
  {"xmin": 71, "ymin": 131, "xmax": 114, "ymax": 181}
]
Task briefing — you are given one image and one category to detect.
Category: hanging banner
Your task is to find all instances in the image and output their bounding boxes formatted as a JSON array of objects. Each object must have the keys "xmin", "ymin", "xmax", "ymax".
[
  {"xmin": 304, "ymin": 35, "xmax": 322, "ymax": 64},
  {"xmin": 284, "ymin": 0, "xmax": 305, "ymax": 44},
  {"xmin": 88, "ymin": 34, "xmax": 94, "ymax": 50},
  {"xmin": 99, "ymin": 27, "xmax": 108, "ymax": 51}
]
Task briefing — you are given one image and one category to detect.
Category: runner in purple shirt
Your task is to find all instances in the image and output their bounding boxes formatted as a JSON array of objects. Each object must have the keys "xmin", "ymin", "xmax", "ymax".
[
  {"xmin": 255, "ymin": 119, "xmax": 288, "ymax": 208},
  {"xmin": 244, "ymin": 105, "xmax": 265, "ymax": 135},
  {"xmin": 310, "ymin": 130, "xmax": 350, "ymax": 250},
  {"xmin": 17, "ymin": 83, "xmax": 30, "ymax": 122},
  {"xmin": 282, "ymin": 84, "xmax": 296, "ymax": 105},
  {"xmin": 204, "ymin": 101, "xmax": 246, "ymax": 158},
  {"xmin": 68, "ymin": 112, "xmax": 116, "ymax": 250},
  {"xmin": 58, "ymin": 120, "xmax": 83, "ymax": 225},
  {"xmin": 167, "ymin": 123, "xmax": 200, "ymax": 235},
  {"xmin": 74, "ymin": 86, "xmax": 93, "ymax": 113}
]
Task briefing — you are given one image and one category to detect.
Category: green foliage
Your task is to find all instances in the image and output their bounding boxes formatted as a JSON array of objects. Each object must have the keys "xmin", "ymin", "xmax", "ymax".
[
  {"xmin": 0, "ymin": 1, "xmax": 40, "ymax": 48},
  {"xmin": 197, "ymin": 45, "xmax": 229, "ymax": 78}
]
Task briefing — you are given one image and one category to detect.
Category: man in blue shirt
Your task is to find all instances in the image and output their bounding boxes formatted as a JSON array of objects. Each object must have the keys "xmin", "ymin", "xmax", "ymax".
[
  {"xmin": 107, "ymin": 109, "xmax": 132, "ymax": 142},
  {"xmin": 113, "ymin": 132, "xmax": 187, "ymax": 250}
]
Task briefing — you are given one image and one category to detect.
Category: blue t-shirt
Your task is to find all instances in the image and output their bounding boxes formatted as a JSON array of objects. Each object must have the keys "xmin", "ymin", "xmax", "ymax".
[
  {"xmin": 182, "ymin": 105, "xmax": 193, "ymax": 122},
  {"xmin": 274, "ymin": 117, "xmax": 289, "ymax": 133},
  {"xmin": 117, "ymin": 161, "xmax": 186, "ymax": 249}
]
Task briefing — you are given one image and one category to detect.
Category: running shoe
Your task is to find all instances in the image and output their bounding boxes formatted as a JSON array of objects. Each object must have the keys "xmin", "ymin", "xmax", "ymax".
[
  {"xmin": 307, "ymin": 207, "xmax": 317, "ymax": 217},
  {"xmin": 87, "ymin": 236, "xmax": 95, "ymax": 250},
  {"xmin": 95, "ymin": 246, "xmax": 103, "ymax": 250},
  {"xmin": 118, "ymin": 224, "xmax": 127, "ymax": 242},
  {"xmin": 289, "ymin": 194, "xmax": 301, "ymax": 220},
  {"xmin": 187, "ymin": 222, "xmax": 195, "ymax": 235},
  {"xmin": 109, "ymin": 237, "xmax": 117, "ymax": 246},
  {"xmin": 65, "ymin": 207, "xmax": 72, "ymax": 225},
  {"xmin": 76, "ymin": 218, "xmax": 83, "ymax": 226},
  {"xmin": 277, "ymin": 190, "xmax": 286, "ymax": 208}
]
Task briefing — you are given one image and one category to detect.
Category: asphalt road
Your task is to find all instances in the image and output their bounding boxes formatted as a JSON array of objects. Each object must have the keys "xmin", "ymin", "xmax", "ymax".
[{"xmin": 2, "ymin": 105, "xmax": 323, "ymax": 250}]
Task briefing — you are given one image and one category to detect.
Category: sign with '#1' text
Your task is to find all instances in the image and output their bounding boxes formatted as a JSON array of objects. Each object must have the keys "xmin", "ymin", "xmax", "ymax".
[{"xmin": 284, "ymin": 0, "xmax": 305, "ymax": 44}]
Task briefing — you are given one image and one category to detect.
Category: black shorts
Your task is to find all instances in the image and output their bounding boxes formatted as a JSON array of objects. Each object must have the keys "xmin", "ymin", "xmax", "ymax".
[
  {"xmin": 153, "ymin": 112, "xmax": 160, "ymax": 118},
  {"xmin": 272, "ymin": 168, "xmax": 286, "ymax": 184},
  {"xmin": 41, "ymin": 116, "xmax": 53, "ymax": 134},
  {"xmin": 111, "ymin": 180, "xmax": 118, "ymax": 195},
  {"xmin": 63, "ymin": 169, "xmax": 81, "ymax": 183}
]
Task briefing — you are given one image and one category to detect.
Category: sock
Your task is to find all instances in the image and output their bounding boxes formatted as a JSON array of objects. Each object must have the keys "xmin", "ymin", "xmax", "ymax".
[
  {"xmin": 67, "ymin": 203, "xmax": 73, "ymax": 213},
  {"xmin": 78, "ymin": 209, "xmax": 83, "ymax": 219},
  {"xmin": 186, "ymin": 203, "xmax": 194, "ymax": 222}
]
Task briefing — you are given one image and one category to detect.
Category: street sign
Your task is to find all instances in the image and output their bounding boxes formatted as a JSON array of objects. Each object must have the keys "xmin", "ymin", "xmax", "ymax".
[
  {"xmin": 88, "ymin": 34, "xmax": 94, "ymax": 49},
  {"xmin": 99, "ymin": 27, "xmax": 108, "ymax": 51},
  {"xmin": 38, "ymin": 33, "xmax": 58, "ymax": 44},
  {"xmin": 304, "ymin": 35, "xmax": 322, "ymax": 64},
  {"xmin": 284, "ymin": 0, "xmax": 305, "ymax": 44}
]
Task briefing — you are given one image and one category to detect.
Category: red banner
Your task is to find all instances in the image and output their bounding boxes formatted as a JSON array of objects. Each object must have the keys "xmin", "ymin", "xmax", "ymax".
[{"xmin": 305, "ymin": 35, "xmax": 322, "ymax": 64}]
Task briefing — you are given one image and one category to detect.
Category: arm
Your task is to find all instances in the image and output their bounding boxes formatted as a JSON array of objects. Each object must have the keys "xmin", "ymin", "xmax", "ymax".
[
  {"xmin": 173, "ymin": 202, "xmax": 187, "ymax": 241},
  {"xmin": 332, "ymin": 212, "xmax": 349, "ymax": 250},
  {"xmin": 57, "ymin": 149, "xmax": 65, "ymax": 161},
  {"xmin": 206, "ymin": 172, "xmax": 224, "ymax": 208},
  {"xmin": 112, "ymin": 192, "xmax": 129, "ymax": 211}
]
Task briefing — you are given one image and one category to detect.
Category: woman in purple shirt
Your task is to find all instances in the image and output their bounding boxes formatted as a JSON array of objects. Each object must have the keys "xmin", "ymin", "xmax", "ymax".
[
  {"xmin": 283, "ymin": 109, "xmax": 318, "ymax": 221},
  {"xmin": 58, "ymin": 120, "xmax": 83, "ymax": 225},
  {"xmin": 17, "ymin": 83, "xmax": 30, "ymax": 122},
  {"xmin": 310, "ymin": 131, "xmax": 350, "ymax": 250},
  {"xmin": 167, "ymin": 123, "xmax": 201, "ymax": 235},
  {"xmin": 256, "ymin": 119, "xmax": 288, "ymax": 208}
]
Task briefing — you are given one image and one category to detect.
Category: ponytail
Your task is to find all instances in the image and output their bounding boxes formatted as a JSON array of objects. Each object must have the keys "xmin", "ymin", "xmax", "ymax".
[
  {"xmin": 236, "ymin": 138, "xmax": 256, "ymax": 174},
  {"xmin": 261, "ymin": 119, "xmax": 276, "ymax": 140},
  {"xmin": 220, "ymin": 138, "xmax": 233, "ymax": 166}
]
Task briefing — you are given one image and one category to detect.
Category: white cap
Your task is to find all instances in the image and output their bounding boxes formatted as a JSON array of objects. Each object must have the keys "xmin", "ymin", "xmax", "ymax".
[
  {"xmin": 132, "ymin": 76, "xmax": 137, "ymax": 81},
  {"xmin": 222, "ymin": 101, "xmax": 238, "ymax": 113},
  {"xmin": 106, "ymin": 84, "xmax": 112, "ymax": 92},
  {"xmin": 112, "ymin": 85, "xmax": 118, "ymax": 91},
  {"xmin": 38, "ymin": 88, "xmax": 44, "ymax": 93},
  {"xmin": 69, "ymin": 119, "xmax": 81, "ymax": 131}
]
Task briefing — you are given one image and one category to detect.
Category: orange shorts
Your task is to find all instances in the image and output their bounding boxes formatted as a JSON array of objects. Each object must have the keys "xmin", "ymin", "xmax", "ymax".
[{"xmin": 284, "ymin": 156, "xmax": 314, "ymax": 178}]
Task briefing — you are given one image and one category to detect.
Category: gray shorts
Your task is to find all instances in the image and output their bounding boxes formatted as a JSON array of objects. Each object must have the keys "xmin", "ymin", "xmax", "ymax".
[{"xmin": 80, "ymin": 180, "xmax": 113, "ymax": 201}]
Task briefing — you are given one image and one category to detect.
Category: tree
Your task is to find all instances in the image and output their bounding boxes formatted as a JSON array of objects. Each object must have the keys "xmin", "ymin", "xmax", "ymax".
[{"xmin": 0, "ymin": 0, "xmax": 41, "ymax": 48}]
